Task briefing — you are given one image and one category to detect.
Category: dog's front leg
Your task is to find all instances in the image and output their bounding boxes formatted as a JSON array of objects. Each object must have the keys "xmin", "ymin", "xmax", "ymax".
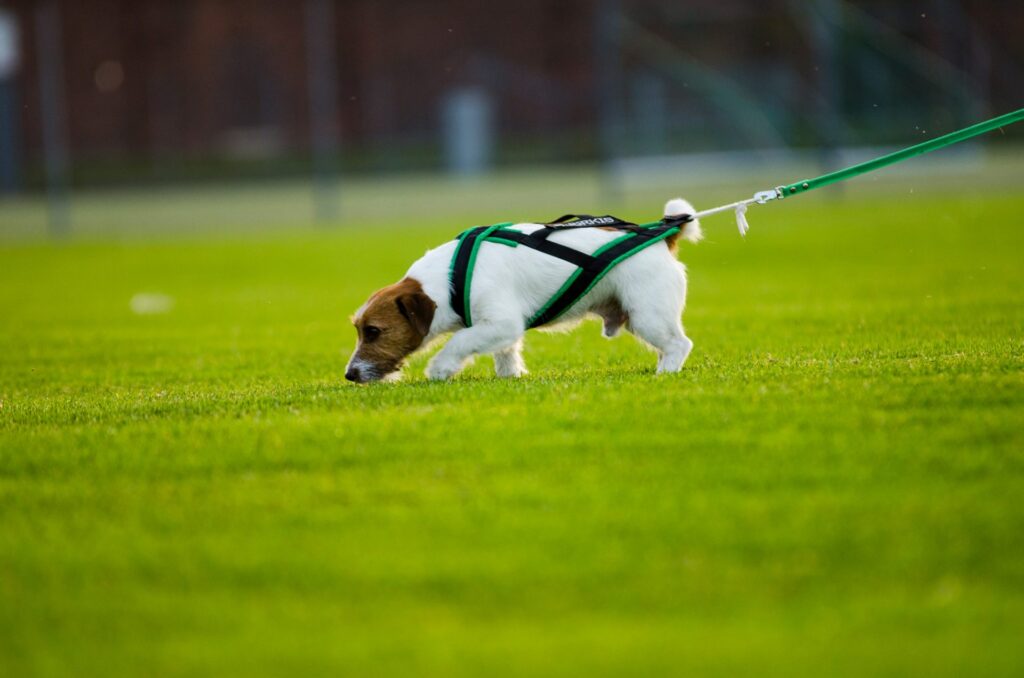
[
  {"xmin": 493, "ymin": 338, "xmax": 527, "ymax": 378},
  {"xmin": 426, "ymin": 321, "xmax": 524, "ymax": 381}
]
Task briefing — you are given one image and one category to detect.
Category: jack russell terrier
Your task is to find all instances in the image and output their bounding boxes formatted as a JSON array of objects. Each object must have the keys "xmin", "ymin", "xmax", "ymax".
[{"xmin": 345, "ymin": 198, "xmax": 701, "ymax": 383}]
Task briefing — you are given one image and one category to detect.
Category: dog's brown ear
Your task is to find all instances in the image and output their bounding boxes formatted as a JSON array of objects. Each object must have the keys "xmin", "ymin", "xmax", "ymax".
[{"xmin": 396, "ymin": 292, "xmax": 436, "ymax": 337}]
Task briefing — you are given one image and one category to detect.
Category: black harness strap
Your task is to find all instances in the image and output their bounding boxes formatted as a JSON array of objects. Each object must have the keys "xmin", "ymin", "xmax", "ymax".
[
  {"xmin": 545, "ymin": 214, "xmax": 640, "ymax": 229},
  {"xmin": 448, "ymin": 226, "xmax": 491, "ymax": 328},
  {"xmin": 490, "ymin": 229, "xmax": 604, "ymax": 271},
  {"xmin": 528, "ymin": 214, "xmax": 641, "ymax": 247}
]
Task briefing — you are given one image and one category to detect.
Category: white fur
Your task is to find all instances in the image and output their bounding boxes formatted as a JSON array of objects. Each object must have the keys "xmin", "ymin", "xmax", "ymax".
[
  {"xmin": 664, "ymin": 197, "xmax": 702, "ymax": 243},
  {"xmin": 406, "ymin": 197, "xmax": 699, "ymax": 380}
]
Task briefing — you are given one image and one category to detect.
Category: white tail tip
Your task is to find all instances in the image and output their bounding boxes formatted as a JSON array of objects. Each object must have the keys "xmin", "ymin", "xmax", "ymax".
[{"xmin": 664, "ymin": 197, "xmax": 702, "ymax": 243}]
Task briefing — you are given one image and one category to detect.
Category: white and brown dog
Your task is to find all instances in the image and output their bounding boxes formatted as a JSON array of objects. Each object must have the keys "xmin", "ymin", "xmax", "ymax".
[{"xmin": 345, "ymin": 198, "xmax": 701, "ymax": 383}]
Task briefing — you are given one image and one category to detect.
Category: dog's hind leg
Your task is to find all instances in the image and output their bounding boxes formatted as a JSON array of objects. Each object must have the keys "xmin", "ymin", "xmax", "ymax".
[
  {"xmin": 628, "ymin": 309, "xmax": 693, "ymax": 373},
  {"xmin": 426, "ymin": 321, "xmax": 524, "ymax": 380},
  {"xmin": 619, "ymin": 263, "xmax": 693, "ymax": 373},
  {"xmin": 657, "ymin": 329, "xmax": 693, "ymax": 373},
  {"xmin": 493, "ymin": 338, "xmax": 528, "ymax": 378}
]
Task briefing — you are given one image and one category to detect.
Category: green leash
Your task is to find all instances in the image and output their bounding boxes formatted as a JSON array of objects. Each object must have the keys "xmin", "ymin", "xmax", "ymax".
[{"xmin": 671, "ymin": 107, "xmax": 1024, "ymax": 236}]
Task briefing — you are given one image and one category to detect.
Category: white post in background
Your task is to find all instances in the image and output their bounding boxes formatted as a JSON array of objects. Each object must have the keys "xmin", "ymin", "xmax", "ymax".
[
  {"xmin": 442, "ymin": 87, "xmax": 493, "ymax": 177},
  {"xmin": 0, "ymin": 9, "xmax": 21, "ymax": 195},
  {"xmin": 305, "ymin": 0, "xmax": 341, "ymax": 223},
  {"xmin": 35, "ymin": 0, "xmax": 70, "ymax": 236}
]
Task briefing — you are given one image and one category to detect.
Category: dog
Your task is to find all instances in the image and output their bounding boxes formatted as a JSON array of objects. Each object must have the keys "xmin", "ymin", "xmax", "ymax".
[{"xmin": 345, "ymin": 198, "xmax": 701, "ymax": 383}]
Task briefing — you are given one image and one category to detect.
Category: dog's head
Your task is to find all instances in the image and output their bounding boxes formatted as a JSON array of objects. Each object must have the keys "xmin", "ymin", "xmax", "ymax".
[{"xmin": 345, "ymin": 278, "xmax": 436, "ymax": 383}]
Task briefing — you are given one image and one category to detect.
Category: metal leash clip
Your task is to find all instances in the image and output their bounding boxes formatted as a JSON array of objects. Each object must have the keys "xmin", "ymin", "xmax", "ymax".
[{"xmin": 754, "ymin": 187, "xmax": 783, "ymax": 204}]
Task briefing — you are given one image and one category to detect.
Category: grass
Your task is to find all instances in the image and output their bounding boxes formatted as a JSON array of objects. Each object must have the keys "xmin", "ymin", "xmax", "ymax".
[{"xmin": 1, "ymin": 187, "xmax": 1023, "ymax": 676}]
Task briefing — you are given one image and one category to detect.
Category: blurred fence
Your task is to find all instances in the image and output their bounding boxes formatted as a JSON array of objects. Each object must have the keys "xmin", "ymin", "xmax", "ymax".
[{"xmin": 0, "ymin": 0, "xmax": 1022, "ymax": 235}]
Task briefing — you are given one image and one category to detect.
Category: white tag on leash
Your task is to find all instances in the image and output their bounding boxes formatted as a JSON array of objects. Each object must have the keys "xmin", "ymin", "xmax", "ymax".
[{"xmin": 735, "ymin": 203, "xmax": 750, "ymax": 237}]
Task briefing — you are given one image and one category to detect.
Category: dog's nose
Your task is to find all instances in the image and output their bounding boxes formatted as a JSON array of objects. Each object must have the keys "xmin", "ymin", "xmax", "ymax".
[{"xmin": 345, "ymin": 367, "xmax": 361, "ymax": 382}]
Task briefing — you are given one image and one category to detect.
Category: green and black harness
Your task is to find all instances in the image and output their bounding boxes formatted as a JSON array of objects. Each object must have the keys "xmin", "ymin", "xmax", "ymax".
[{"xmin": 449, "ymin": 213, "xmax": 693, "ymax": 329}]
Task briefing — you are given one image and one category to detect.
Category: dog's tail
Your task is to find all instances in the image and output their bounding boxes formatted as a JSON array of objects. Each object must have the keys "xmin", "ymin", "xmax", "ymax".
[{"xmin": 664, "ymin": 198, "xmax": 702, "ymax": 244}]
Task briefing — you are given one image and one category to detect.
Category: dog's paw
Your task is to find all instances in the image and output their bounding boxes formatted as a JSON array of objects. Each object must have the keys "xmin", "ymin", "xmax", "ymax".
[
  {"xmin": 425, "ymin": 358, "xmax": 460, "ymax": 381},
  {"xmin": 494, "ymin": 353, "xmax": 528, "ymax": 378},
  {"xmin": 496, "ymin": 365, "xmax": 528, "ymax": 378}
]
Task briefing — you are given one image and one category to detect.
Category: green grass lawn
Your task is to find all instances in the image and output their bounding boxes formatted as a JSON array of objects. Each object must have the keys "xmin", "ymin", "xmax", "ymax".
[{"xmin": 1, "ymin": 190, "xmax": 1023, "ymax": 676}]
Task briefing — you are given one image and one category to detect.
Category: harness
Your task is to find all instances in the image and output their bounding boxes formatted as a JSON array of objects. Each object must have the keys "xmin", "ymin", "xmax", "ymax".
[{"xmin": 449, "ymin": 213, "xmax": 693, "ymax": 329}]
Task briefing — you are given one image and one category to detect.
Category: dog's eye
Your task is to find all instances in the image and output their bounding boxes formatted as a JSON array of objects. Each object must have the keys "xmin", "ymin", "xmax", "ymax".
[{"xmin": 363, "ymin": 325, "xmax": 381, "ymax": 342}]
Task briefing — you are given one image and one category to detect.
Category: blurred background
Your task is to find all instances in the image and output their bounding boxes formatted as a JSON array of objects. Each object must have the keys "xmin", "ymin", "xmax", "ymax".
[{"xmin": 0, "ymin": 0, "xmax": 1022, "ymax": 238}]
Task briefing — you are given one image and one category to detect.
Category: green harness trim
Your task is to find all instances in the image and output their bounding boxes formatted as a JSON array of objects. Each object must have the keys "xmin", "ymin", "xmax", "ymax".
[
  {"xmin": 448, "ymin": 223, "xmax": 508, "ymax": 327},
  {"xmin": 449, "ymin": 217, "xmax": 686, "ymax": 330},
  {"xmin": 526, "ymin": 226, "xmax": 679, "ymax": 326}
]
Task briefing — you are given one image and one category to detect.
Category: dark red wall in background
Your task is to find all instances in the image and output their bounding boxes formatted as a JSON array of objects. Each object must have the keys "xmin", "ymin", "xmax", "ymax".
[{"xmin": 4, "ymin": 0, "xmax": 1023, "ymax": 169}]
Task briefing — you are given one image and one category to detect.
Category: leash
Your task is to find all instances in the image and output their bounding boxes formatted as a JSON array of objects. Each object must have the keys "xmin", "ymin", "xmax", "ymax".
[{"xmin": 671, "ymin": 107, "xmax": 1024, "ymax": 236}]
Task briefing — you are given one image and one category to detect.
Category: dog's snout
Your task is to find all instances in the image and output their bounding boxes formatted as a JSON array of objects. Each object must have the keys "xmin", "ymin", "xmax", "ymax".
[{"xmin": 345, "ymin": 366, "xmax": 361, "ymax": 382}]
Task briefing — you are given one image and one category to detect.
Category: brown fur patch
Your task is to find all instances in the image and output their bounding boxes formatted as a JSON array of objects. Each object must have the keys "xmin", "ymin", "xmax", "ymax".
[
  {"xmin": 664, "ymin": 232, "xmax": 680, "ymax": 253},
  {"xmin": 350, "ymin": 278, "xmax": 436, "ymax": 380},
  {"xmin": 593, "ymin": 297, "xmax": 629, "ymax": 337}
]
